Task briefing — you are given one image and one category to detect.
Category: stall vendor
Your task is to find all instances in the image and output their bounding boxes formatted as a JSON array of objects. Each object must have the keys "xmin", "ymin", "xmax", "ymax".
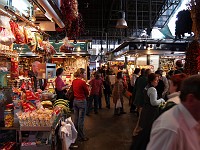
[{"xmin": 28, "ymin": 61, "xmax": 45, "ymax": 91}]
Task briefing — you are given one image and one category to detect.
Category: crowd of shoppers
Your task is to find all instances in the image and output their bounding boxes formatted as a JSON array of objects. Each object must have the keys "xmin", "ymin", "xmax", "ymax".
[
  {"xmin": 147, "ymin": 74, "xmax": 200, "ymax": 150},
  {"xmin": 55, "ymin": 59, "xmax": 200, "ymax": 150}
]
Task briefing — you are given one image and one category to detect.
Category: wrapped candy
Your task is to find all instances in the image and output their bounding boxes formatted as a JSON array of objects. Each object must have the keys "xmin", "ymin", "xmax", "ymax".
[
  {"xmin": 26, "ymin": 90, "xmax": 38, "ymax": 100},
  {"xmin": 21, "ymin": 102, "xmax": 36, "ymax": 112}
]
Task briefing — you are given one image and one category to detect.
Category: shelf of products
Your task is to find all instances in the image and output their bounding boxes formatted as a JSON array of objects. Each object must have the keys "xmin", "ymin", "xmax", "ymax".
[{"xmin": 19, "ymin": 114, "xmax": 61, "ymax": 150}]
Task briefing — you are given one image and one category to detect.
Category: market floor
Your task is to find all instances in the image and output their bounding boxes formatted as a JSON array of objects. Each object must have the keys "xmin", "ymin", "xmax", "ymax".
[{"xmin": 71, "ymin": 96, "xmax": 138, "ymax": 150}]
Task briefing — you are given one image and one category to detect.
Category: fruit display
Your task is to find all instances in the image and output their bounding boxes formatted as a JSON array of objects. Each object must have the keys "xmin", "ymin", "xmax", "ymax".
[
  {"xmin": 53, "ymin": 99, "xmax": 70, "ymax": 114},
  {"xmin": 41, "ymin": 100, "xmax": 53, "ymax": 109}
]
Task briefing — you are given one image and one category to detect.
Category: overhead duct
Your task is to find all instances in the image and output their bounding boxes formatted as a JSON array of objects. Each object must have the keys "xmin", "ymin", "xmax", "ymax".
[{"xmin": 37, "ymin": 0, "xmax": 65, "ymax": 28}]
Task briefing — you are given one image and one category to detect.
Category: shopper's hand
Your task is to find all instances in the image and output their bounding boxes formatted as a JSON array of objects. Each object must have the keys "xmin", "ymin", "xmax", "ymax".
[{"xmin": 161, "ymin": 99, "xmax": 165, "ymax": 104}]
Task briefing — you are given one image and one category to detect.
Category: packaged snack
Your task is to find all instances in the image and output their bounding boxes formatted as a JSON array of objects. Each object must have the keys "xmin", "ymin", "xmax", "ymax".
[
  {"xmin": 9, "ymin": 20, "xmax": 25, "ymax": 44},
  {"xmin": 4, "ymin": 109, "xmax": 14, "ymax": 127}
]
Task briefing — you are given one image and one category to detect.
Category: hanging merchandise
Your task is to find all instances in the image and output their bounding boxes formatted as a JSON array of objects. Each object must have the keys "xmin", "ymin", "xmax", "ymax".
[
  {"xmin": 11, "ymin": 59, "xmax": 19, "ymax": 79},
  {"xmin": 190, "ymin": 0, "xmax": 200, "ymax": 39},
  {"xmin": 40, "ymin": 40, "xmax": 56, "ymax": 56},
  {"xmin": 67, "ymin": 13, "xmax": 84, "ymax": 39},
  {"xmin": 0, "ymin": 16, "xmax": 15, "ymax": 46},
  {"xmin": 35, "ymin": 32, "xmax": 44, "ymax": 53},
  {"xmin": 9, "ymin": 20, "xmax": 26, "ymax": 44},
  {"xmin": 24, "ymin": 28, "xmax": 36, "ymax": 45},
  {"xmin": 60, "ymin": 37, "xmax": 74, "ymax": 53},
  {"xmin": 184, "ymin": 40, "xmax": 200, "ymax": 75},
  {"xmin": 0, "ymin": 28, "xmax": 15, "ymax": 46},
  {"xmin": 60, "ymin": 0, "xmax": 84, "ymax": 39}
]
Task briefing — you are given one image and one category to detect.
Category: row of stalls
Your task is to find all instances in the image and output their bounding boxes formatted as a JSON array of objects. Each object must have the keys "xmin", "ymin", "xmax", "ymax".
[{"xmin": 106, "ymin": 40, "xmax": 187, "ymax": 76}]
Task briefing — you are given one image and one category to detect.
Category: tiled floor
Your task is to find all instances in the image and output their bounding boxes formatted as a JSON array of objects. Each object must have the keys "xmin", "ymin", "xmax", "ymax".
[{"xmin": 72, "ymin": 97, "xmax": 137, "ymax": 150}]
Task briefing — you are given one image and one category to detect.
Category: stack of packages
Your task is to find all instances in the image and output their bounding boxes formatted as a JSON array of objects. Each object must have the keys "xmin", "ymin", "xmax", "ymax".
[{"xmin": 16, "ymin": 105, "xmax": 61, "ymax": 127}]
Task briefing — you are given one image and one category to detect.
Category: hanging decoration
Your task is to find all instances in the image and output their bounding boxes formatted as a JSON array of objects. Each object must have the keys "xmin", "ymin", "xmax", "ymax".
[
  {"xmin": 175, "ymin": 10, "xmax": 192, "ymax": 39},
  {"xmin": 59, "ymin": 37, "xmax": 74, "ymax": 53},
  {"xmin": 184, "ymin": 40, "xmax": 200, "ymax": 75},
  {"xmin": 60, "ymin": 0, "xmax": 84, "ymax": 39},
  {"xmin": 189, "ymin": 0, "xmax": 200, "ymax": 39},
  {"xmin": 9, "ymin": 20, "xmax": 26, "ymax": 44}
]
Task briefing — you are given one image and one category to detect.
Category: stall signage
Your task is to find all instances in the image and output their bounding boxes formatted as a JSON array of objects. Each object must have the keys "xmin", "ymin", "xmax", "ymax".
[
  {"xmin": 50, "ymin": 41, "xmax": 88, "ymax": 52},
  {"xmin": 114, "ymin": 49, "xmax": 128, "ymax": 57}
]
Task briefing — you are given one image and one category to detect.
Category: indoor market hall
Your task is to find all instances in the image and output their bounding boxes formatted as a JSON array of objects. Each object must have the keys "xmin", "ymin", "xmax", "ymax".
[{"xmin": 70, "ymin": 96, "xmax": 137, "ymax": 150}]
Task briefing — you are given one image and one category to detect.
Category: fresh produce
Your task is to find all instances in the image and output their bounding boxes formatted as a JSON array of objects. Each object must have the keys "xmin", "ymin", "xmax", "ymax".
[{"xmin": 53, "ymin": 99, "xmax": 70, "ymax": 114}]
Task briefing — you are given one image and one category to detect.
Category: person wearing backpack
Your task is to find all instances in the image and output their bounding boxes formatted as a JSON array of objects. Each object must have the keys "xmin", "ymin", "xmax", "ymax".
[
  {"xmin": 147, "ymin": 75, "xmax": 200, "ymax": 150},
  {"xmin": 160, "ymin": 73, "xmax": 188, "ymax": 114}
]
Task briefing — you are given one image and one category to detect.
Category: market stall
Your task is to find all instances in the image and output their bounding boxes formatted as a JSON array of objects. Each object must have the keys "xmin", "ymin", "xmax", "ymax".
[{"xmin": 0, "ymin": 2, "xmax": 74, "ymax": 150}]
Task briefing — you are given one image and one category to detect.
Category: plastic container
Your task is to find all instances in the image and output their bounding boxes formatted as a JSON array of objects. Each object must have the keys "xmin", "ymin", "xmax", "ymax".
[{"xmin": 4, "ymin": 109, "xmax": 14, "ymax": 127}]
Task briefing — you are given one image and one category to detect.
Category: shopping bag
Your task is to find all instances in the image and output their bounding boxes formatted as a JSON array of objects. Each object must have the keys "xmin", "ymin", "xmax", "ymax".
[
  {"xmin": 124, "ymin": 90, "xmax": 132, "ymax": 98},
  {"xmin": 116, "ymin": 99, "xmax": 122, "ymax": 108}
]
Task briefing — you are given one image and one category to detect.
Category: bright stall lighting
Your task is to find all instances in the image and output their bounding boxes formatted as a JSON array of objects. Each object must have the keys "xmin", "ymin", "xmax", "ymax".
[
  {"xmin": 12, "ymin": 0, "xmax": 31, "ymax": 17},
  {"xmin": 116, "ymin": 56, "xmax": 125, "ymax": 61},
  {"xmin": 151, "ymin": 27, "xmax": 165, "ymax": 39}
]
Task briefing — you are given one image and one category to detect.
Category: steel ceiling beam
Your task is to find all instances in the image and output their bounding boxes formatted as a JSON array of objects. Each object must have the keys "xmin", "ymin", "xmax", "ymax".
[{"xmin": 153, "ymin": 0, "xmax": 181, "ymax": 28}]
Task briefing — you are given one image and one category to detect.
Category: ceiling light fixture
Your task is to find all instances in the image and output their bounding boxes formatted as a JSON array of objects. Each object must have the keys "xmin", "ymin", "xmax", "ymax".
[
  {"xmin": 116, "ymin": 0, "xmax": 128, "ymax": 29},
  {"xmin": 55, "ymin": 38, "xmax": 59, "ymax": 43},
  {"xmin": 73, "ymin": 39, "xmax": 77, "ymax": 44}
]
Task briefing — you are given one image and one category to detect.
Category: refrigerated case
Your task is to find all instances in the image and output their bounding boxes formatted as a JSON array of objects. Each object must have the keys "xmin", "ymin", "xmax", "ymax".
[{"xmin": 37, "ymin": 63, "xmax": 56, "ymax": 79}]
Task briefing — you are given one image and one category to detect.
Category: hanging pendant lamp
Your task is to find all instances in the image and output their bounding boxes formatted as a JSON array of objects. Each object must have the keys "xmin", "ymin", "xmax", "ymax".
[
  {"xmin": 116, "ymin": 11, "xmax": 128, "ymax": 28},
  {"xmin": 116, "ymin": 0, "xmax": 128, "ymax": 29}
]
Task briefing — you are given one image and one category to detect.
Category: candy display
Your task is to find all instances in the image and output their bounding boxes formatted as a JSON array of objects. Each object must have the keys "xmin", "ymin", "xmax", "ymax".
[
  {"xmin": 21, "ymin": 101, "xmax": 37, "ymax": 112},
  {"xmin": 16, "ymin": 108, "xmax": 61, "ymax": 127}
]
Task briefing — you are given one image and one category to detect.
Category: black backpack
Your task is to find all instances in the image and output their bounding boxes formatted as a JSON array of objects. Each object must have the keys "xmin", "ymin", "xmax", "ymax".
[{"xmin": 159, "ymin": 101, "xmax": 177, "ymax": 116}]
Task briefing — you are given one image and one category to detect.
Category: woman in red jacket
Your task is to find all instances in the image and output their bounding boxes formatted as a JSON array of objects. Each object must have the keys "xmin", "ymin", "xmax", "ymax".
[{"xmin": 72, "ymin": 68, "xmax": 89, "ymax": 142}]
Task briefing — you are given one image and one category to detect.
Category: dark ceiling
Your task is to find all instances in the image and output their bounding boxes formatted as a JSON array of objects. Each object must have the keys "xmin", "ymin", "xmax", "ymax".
[{"xmin": 77, "ymin": 0, "xmax": 165, "ymax": 39}]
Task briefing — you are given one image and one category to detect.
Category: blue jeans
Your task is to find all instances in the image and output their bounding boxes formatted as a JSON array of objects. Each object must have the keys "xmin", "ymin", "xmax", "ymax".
[
  {"xmin": 104, "ymin": 93, "xmax": 110, "ymax": 107},
  {"xmin": 98, "ymin": 95, "xmax": 102, "ymax": 109},
  {"xmin": 73, "ymin": 99, "xmax": 87, "ymax": 139},
  {"xmin": 87, "ymin": 95, "xmax": 99, "ymax": 114}
]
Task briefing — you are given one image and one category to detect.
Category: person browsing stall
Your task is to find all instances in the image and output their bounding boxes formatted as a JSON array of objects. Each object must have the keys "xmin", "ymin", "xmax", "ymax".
[
  {"xmin": 72, "ymin": 68, "xmax": 89, "ymax": 142},
  {"xmin": 147, "ymin": 75, "xmax": 200, "ymax": 150},
  {"xmin": 55, "ymin": 68, "xmax": 68, "ymax": 99}
]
